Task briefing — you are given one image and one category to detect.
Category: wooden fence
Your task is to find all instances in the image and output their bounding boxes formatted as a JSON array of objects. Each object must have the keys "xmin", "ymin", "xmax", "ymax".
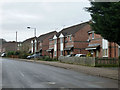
[{"xmin": 95, "ymin": 58, "xmax": 119, "ymax": 67}]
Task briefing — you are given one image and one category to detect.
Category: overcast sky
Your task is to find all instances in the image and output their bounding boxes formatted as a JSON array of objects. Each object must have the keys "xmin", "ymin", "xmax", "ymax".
[{"xmin": 0, "ymin": 0, "xmax": 91, "ymax": 42}]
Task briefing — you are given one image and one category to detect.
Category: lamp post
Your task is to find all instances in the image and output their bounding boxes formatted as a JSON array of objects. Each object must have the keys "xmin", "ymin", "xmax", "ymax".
[
  {"xmin": 27, "ymin": 26, "xmax": 37, "ymax": 53},
  {"xmin": 27, "ymin": 27, "xmax": 36, "ymax": 37},
  {"xmin": 27, "ymin": 27, "xmax": 37, "ymax": 61}
]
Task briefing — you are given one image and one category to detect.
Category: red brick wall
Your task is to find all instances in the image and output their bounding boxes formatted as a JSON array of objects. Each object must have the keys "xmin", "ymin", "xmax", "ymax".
[
  {"xmin": 3, "ymin": 42, "xmax": 18, "ymax": 52},
  {"xmin": 74, "ymin": 24, "xmax": 90, "ymax": 54},
  {"xmin": 49, "ymin": 40, "xmax": 54, "ymax": 49},
  {"xmin": 89, "ymin": 32, "xmax": 119, "ymax": 58},
  {"xmin": 108, "ymin": 42, "xmax": 119, "ymax": 58},
  {"xmin": 38, "ymin": 32, "xmax": 57, "ymax": 56}
]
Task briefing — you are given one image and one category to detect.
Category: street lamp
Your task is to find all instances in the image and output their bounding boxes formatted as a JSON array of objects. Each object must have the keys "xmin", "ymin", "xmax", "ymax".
[
  {"xmin": 27, "ymin": 27, "xmax": 36, "ymax": 37},
  {"xmin": 27, "ymin": 26, "xmax": 37, "ymax": 54}
]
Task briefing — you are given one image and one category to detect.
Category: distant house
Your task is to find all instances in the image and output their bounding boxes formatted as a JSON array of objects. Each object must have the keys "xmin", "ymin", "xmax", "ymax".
[
  {"xmin": 48, "ymin": 21, "xmax": 91, "ymax": 58},
  {"xmin": 0, "ymin": 39, "xmax": 23, "ymax": 54},
  {"xmin": 37, "ymin": 31, "xmax": 57, "ymax": 56},
  {"xmin": 86, "ymin": 31, "xmax": 120, "ymax": 58},
  {"xmin": 0, "ymin": 39, "xmax": 7, "ymax": 53},
  {"xmin": 2, "ymin": 41, "xmax": 18, "ymax": 53}
]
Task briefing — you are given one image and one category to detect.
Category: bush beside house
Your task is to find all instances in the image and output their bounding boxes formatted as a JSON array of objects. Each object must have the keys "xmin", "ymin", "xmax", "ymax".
[
  {"xmin": 38, "ymin": 56, "xmax": 58, "ymax": 61},
  {"xmin": 6, "ymin": 51, "xmax": 31, "ymax": 59}
]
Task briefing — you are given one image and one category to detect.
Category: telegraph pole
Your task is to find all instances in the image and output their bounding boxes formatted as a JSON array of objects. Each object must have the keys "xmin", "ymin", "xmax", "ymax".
[{"xmin": 16, "ymin": 31, "xmax": 17, "ymax": 42}]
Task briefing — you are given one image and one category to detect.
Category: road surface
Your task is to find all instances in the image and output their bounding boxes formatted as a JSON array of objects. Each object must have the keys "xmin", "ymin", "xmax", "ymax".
[{"xmin": 1, "ymin": 58, "xmax": 118, "ymax": 88}]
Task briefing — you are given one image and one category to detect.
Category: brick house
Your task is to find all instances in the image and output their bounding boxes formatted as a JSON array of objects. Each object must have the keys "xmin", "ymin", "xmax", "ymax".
[
  {"xmin": 22, "ymin": 37, "xmax": 37, "ymax": 53},
  {"xmin": 48, "ymin": 21, "xmax": 91, "ymax": 58},
  {"xmin": 37, "ymin": 31, "xmax": 57, "ymax": 56},
  {"xmin": 86, "ymin": 31, "xmax": 120, "ymax": 58},
  {"xmin": 0, "ymin": 39, "xmax": 6, "ymax": 54},
  {"xmin": 0, "ymin": 39, "xmax": 23, "ymax": 54},
  {"xmin": 1, "ymin": 41, "xmax": 18, "ymax": 53}
]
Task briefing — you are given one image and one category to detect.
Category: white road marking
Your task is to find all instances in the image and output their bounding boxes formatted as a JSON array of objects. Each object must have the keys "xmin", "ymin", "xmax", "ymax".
[
  {"xmin": 20, "ymin": 72, "xmax": 24, "ymax": 77},
  {"xmin": 48, "ymin": 82, "xmax": 56, "ymax": 85}
]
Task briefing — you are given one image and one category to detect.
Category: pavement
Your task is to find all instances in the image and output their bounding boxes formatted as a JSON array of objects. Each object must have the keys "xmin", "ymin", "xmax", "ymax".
[
  {"xmin": 1, "ymin": 58, "xmax": 118, "ymax": 88},
  {"xmin": 11, "ymin": 58, "xmax": 119, "ymax": 80}
]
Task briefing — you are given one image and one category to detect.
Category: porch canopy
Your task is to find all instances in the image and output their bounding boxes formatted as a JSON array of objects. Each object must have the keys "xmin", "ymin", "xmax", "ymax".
[
  {"xmin": 47, "ymin": 48, "xmax": 54, "ymax": 52},
  {"xmin": 64, "ymin": 45, "xmax": 73, "ymax": 51},
  {"xmin": 39, "ymin": 48, "xmax": 42, "ymax": 51},
  {"xmin": 86, "ymin": 44, "xmax": 100, "ymax": 50}
]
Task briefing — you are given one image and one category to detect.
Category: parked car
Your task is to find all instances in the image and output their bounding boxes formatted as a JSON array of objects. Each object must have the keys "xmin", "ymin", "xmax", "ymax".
[
  {"xmin": 71, "ymin": 54, "xmax": 76, "ymax": 57},
  {"xmin": 66, "ymin": 55, "xmax": 71, "ymax": 57},
  {"xmin": 27, "ymin": 54, "xmax": 43, "ymax": 59},
  {"xmin": 1, "ymin": 53, "xmax": 6, "ymax": 57},
  {"xmin": 75, "ymin": 54, "xmax": 86, "ymax": 57},
  {"xmin": 66, "ymin": 54, "xmax": 76, "ymax": 57}
]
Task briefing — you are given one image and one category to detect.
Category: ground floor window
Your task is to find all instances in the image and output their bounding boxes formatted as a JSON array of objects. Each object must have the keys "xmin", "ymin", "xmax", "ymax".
[{"xmin": 103, "ymin": 49, "xmax": 108, "ymax": 57}]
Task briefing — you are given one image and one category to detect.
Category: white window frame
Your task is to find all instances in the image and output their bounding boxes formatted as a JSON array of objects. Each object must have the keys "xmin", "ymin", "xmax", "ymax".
[
  {"xmin": 69, "ymin": 35, "xmax": 72, "ymax": 41},
  {"xmin": 102, "ymin": 39, "xmax": 108, "ymax": 57},
  {"xmin": 92, "ymin": 31, "xmax": 94, "ymax": 39},
  {"xmin": 103, "ymin": 49, "xmax": 108, "ymax": 57},
  {"xmin": 54, "ymin": 39, "xmax": 57, "ymax": 44},
  {"xmin": 118, "ymin": 46, "xmax": 120, "ymax": 56},
  {"xmin": 60, "ymin": 38, "xmax": 63, "ymax": 43}
]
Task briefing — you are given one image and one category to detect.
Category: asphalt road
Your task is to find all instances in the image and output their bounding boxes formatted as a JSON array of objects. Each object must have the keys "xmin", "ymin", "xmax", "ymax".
[{"xmin": 1, "ymin": 58, "xmax": 118, "ymax": 88}]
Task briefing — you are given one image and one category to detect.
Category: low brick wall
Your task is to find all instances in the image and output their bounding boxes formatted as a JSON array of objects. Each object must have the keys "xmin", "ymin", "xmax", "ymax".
[
  {"xmin": 58, "ymin": 56, "xmax": 95, "ymax": 66},
  {"xmin": 59, "ymin": 56, "xmax": 119, "ymax": 67}
]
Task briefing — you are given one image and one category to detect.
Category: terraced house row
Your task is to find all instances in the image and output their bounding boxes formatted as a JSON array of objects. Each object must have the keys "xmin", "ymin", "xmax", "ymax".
[
  {"xmin": 0, "ymin": 21, "xmax": 120, "ymax": 58},
  {"xmin": 21, "ymin": 21, "xmax": 120, "ymax": 59}
]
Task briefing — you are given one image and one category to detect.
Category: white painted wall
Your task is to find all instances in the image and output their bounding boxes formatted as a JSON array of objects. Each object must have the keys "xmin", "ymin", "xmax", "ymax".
[
  {"xmin": 102, "ymin": 39, "xmax": 108, "ymax": 49},
  {"xmin": 35, "ymin": 39, "xmax": 37, "ymax": 53},
  {"xmin": 54, "ymin": 39, "xmax": 57, "ymax": 56},
  {"xmin": 102, "ymin": 39, "xmax": 108, "ymax": 57},
  {"xmin": 31, "ymin": 40, "xmax": 33, "ymax": 53},
  {"xmin": 60, "ymin": 38, "xmax": 63, "ymax": 56},
  {"xmin": 59, "ymin": 33, "xmax": 64, "ymax": 56}
]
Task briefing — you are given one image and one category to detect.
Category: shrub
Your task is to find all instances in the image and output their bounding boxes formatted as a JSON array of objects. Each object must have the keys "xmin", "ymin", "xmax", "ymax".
[
  {"xmin": 7, "ymin": 51, "xmax": 15, "ymax": 57},
  {"xmin": 53, "ymin": 58, "xmax": 58, "ymax": 61},
  {"xmin": 44, "ymin": 56, "xmax": 52, "ymax": 61},
  {"xmin": 14, "ymin": 51, "xmax": 20, "ymax": 55},
  {"xmin": 86, "ymin": 52, "xmax": 92, "ymax": 57},
  {"xmin": 18, "ymin": 51, "xmax": 31, "ymax": 59},
  {"xmin": 40, "ymin": 56, "xmax": 58, "ymax": 61}
]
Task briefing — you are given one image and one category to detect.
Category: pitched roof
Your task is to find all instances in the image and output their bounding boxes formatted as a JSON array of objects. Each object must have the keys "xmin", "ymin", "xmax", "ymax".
[
  {"xmin": 23, "ymin": 37, "xmax": 36, "ymax": 43},
  {"xmin": 38, "ymin": 31, "xmax": 57, "ymax": 42},
  {"xmin": 57, "ymin": 21, "xmax": 90, "ymax": 37}
]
